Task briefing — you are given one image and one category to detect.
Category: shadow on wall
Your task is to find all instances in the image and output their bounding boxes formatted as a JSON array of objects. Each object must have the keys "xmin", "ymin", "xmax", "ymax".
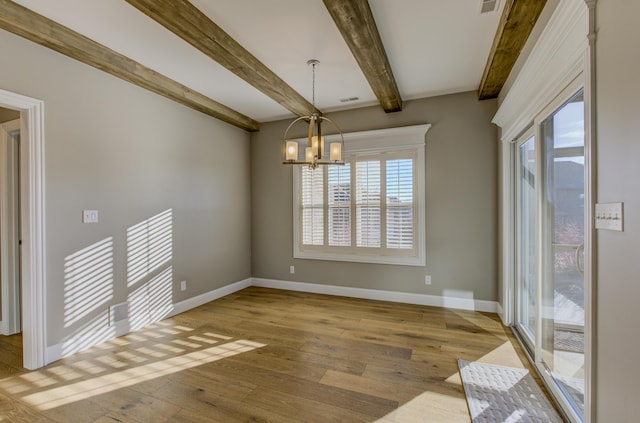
[{"xmin": 60, "ymin": 209, "xmax": 174, "ymax": 357}]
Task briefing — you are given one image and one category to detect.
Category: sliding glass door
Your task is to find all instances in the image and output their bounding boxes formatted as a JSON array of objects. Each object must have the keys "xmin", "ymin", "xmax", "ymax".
[
  {"xmin": 540, "ymin": 89, "xmax": 585, "ymax": 419},
  {"xmin": 514, "ymin": 86, "xmax": 586, "ymax": 422}
]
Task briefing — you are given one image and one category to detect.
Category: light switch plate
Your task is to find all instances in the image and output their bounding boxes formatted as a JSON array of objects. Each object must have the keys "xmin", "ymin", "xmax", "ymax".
[
  {"xmin": 82, "ymin": 210, "xmax": 99, "ymax": 223},
  {"xmin": 595, "ymin": 202, "xmax": 623, "ymax": 231}
]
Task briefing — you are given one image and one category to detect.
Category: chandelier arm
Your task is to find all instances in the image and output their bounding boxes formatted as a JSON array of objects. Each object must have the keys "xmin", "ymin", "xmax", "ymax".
[
  {"xmin": 318, "ymin": 116, "xmax": 346, "ymax": 146},
  {"xmin": 283, "ymin": 115, "xmax": 312, "ymax": 142}
]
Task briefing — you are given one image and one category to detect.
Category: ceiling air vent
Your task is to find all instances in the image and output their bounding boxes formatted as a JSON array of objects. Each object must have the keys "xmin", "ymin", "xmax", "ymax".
[{"xmin": 480, "ymin": 0, "xmax": 500, "ymax": 14}]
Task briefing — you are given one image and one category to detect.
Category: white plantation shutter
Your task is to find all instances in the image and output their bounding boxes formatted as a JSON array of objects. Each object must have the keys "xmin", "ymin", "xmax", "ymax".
[
  {"xmin": 292, "ymin": 124, "xmax": 428, "ymax": 266},
  {"xmin": 301, "ymin": 166, "xmax": 324, "ymax": 245},
  {"xmin": 386, "ymin": 159, "xmax": 414, "ymax": 249},
  {"xmin": 328, "ymin": 164, "xmax": 351, "ymax": 246},
  {"xmin": 356, "ymin": 160, "xmax": 381, "ymax": 248}
]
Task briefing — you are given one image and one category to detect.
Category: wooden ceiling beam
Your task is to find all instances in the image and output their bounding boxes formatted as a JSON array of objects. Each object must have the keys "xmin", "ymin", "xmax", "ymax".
[
  {"xmin": 124, "ymin": 0, "xmax": 316, "ymax": 118},
  {"xmin": 0, "ymin": 0, "xmax": 259, "ymax": 132},
  {"xmin": 323, "ymin": 0, "xmax": 402, "ymax": 113},
  {"xmin": 478, "ymin": 0, "xmax": 547, "ymax": 100}
]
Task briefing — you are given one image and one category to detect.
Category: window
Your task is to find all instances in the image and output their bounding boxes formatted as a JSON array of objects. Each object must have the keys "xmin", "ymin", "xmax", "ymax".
[
  {"xmin": 293, "ymin": 125, "xmax": 429, "ymax": 266},
  {"xmin": 327, "ymin": 164, "xmax": 351, "ymax": 246}
]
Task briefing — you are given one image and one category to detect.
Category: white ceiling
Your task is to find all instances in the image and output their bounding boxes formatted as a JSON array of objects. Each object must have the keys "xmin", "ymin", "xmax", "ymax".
[{"xmin": 13, "ymin": 0, "xmax": 505, "ymax": 123}]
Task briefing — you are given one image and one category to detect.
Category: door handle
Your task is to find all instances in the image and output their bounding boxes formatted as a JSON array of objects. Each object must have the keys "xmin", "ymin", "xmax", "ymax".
[{"xmin": 575, "ymin": 243, "xmax": 585, "ymax": 276}]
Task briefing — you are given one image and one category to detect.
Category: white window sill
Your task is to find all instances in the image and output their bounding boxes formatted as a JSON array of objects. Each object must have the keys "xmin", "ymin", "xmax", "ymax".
[{"xmin": 294, "ymin": 249, "xmax": 425, "ymax": 267}]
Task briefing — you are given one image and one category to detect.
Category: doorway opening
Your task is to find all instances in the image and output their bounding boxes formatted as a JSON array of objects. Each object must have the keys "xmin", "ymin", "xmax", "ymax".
[
  {"xmin": 1, "ymin": 113, "xmax": 22, "ymax": 338},
  {"xmin": 0, "ymin": 89, "xmax": 46, "ymax": 370}
]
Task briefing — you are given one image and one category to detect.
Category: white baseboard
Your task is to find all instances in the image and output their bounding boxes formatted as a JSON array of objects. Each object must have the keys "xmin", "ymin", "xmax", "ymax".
[
  {"xmin": 167, "ymin": 278, "xmax": 252, "ymax": 317},
  {"xmin": 0, "ymin": 319, "xmax": 20, "ymax": 336},
  {"xmin": 45, "ymin": 278, "xmax": 252, "ymax": 364},
  {"xmin": 252, "ymin": 278, "xmax": 498, "ymax": 313},
  {"xmin": 496, "ymin": 302, "xmax": 507, "ymax": 325}
]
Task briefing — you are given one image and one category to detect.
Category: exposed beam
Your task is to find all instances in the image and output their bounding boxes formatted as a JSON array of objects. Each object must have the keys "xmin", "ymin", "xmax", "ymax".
[
  {"xmin": 323, "ymin": 0, "xmax": 402, "ymax": 113},
  {"xmin": 124, "ymin": 0, "xmax": 315, "ymax": 118},
  {"xmin": 478, "ymin": 0, "xmax": 547, "ymax": 100},
  {"xmin": 0, "ymin": 0, "xmax": 259, "ymax": 132}
]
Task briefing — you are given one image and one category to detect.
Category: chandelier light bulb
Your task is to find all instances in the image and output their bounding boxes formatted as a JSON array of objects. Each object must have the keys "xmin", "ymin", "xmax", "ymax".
[
  {"xmin": 305, "ymin": 146, "xmax": 314, "ymax": 163},
  {"xmin": 330, "ymin": 142, "xmax": 342, "ymax": 162},
  {"xmin": 285, "ymin": 141, "xmax": 298, "ymax": 161}
]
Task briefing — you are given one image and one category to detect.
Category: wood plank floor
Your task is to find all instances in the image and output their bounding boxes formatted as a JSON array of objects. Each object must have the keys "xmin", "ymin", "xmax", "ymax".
[{"xmin": 0, "ymin": 287, "xmax": 557, "ymax": 422}]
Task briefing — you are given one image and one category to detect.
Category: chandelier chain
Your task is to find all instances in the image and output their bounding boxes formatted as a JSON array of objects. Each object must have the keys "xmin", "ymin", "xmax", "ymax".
[{"xmin": 311, "ymin": 61, "xmax": 316, "ymax": 109}]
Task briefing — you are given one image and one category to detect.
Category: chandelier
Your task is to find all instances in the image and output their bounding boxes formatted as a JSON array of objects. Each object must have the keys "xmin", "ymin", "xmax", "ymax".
[{"xmin": 282, "ymin": 60, "xmax": 345, "ymax": 169}]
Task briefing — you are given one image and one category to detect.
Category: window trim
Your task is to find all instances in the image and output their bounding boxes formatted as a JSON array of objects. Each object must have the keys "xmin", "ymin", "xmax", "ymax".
[{"xmin": 292, "ymin": 124, "xmax": 430, "ymax": 266}]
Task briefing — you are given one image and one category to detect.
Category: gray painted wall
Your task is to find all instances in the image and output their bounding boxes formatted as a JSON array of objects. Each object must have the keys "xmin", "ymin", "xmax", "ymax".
[
  {"xmin": 0, "ymin": 30, "xmax": 251, "ymax": 347},
  {"xmin": 595, "ymin": 0, "xmax": 640, "ymax": 420},
  {"xmin": 251, "ymin": 92, "xmax": 499, "ymax": 302}
]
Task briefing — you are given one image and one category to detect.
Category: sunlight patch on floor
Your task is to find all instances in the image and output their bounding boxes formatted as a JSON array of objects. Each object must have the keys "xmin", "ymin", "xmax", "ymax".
[
  {"xmin": 376, "ymin": 341, "xmax": 525, "ymax": 422},
  {"xmin": 472, "ymin": 341, "xmax": 525, "ymax": 368},
  {"xmin": 375, "ymin": 389, "xmax": 470, "ymax": 423},
  {"xmin": 0, "ymin": 334, "xmax": 265, "ymax": 411}
]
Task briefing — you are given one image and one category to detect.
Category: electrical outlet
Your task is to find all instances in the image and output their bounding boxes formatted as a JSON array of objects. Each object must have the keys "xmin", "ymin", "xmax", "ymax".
[
  {"xmin": 290, "ymin": 265, "xmax": 295, "ymax": 274},
  {"xmin": 425, "ymin": 275, "xmax": 431, "ymax": 285},
  {"xmin": 180, "ymin": 280, "xmax": 187, "ymax": 291},
  {"xmin": 109, "ymin": 302, "xmax": 128, "ymax": 326},
  {"xmin": 82, "ymin": 210, "xmax": 99, "ymax": 223}
]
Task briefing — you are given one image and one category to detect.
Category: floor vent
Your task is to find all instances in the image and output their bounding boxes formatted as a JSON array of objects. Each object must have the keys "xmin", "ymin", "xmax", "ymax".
[
  {"xmin": 480, "ymin": 0, "xmax": 499, "ymax": 14},
  {"xmin": 109, "ymin": 302, "xmax": 128, "ymax": 326}
]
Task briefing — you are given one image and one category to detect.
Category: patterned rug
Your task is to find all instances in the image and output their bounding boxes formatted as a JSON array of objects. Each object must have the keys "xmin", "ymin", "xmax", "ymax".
[
  {"xmin": 554, "ymin": 329, "xmax": 584, "ymax": 354},
  {"xmin": 457, "ymin": 359, "xmax": 563, "ymax": 422}
]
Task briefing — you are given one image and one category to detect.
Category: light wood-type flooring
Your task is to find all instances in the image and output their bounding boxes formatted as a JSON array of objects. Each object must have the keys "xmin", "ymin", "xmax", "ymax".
[{"xmin": 0, "ymin": 286, "xmax": 557, "ymax": 422}]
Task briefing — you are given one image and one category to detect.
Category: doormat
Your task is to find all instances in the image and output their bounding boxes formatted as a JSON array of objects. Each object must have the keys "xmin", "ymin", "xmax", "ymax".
[
  {"xmin": 457, "ymin": 359, "xmax": 563, "ymax": 422},
  {"xmin": 554, "ymin": 329, "xmax": 584, "ymax": 354}
]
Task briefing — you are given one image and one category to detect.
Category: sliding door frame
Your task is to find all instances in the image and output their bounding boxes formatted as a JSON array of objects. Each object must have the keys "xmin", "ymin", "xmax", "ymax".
[
  {"xmin": 513, "ymin": 127, "xmax": 536, "ymax": 355},
  {"xmin": 493, "ymin": 1, "xmax": 594, "ymax": 421}
]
